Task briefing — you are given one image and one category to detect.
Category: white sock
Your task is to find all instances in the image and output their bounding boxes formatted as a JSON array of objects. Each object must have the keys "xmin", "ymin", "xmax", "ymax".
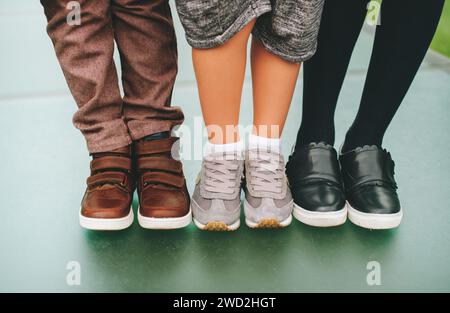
[
  {"xmin": 205, "ymin": 140, "xmax": 244, "ymax": 158},
  {"xmin": 248, "ymin": 134, "xmax": 281, "ymax": 153}
]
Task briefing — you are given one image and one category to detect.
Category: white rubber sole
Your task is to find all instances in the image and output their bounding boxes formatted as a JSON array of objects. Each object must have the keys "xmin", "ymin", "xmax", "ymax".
[
  {"xmin": 137, "ymin": 208, "xmax": 192, "ymax": 230},
  {"xmin": 347, "ymin": 202, "xmax": 403, "ymax": 230},
  {"xmin": 293, "ymin": 204, "xmax": 347, "ymax": 227},
  {"xmin": 79, "ymin": 207, "xmax": 134, "ymax": 231},
  {"xmin": 245, "ymin": 214, "xmax": 292, "ymax": 229},
  {"xmin": 193, "ymin": 218, "xmax": 240, "ymax": 231}
]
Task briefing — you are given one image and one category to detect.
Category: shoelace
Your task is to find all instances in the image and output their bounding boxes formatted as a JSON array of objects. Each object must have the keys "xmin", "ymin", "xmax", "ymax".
[
  {"xmin": 247, "ymin": 150, "xmax": 284, "ymax": 194},
  {"xmin": 203, "ymin": 155, "xmax": 240, "ymax": 194}
]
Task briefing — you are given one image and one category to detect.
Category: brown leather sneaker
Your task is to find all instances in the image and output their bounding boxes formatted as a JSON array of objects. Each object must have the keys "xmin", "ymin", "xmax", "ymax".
[
  {"xmin": 79, "ymin": 145, "xmax": 135, "ymax": 230},
  {"xmin": 135, "ymin": 137, "xmax": 191, "ymax": 229}
]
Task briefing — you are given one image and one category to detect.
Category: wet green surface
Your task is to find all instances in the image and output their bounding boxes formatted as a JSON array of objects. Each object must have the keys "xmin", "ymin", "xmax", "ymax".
[{"xmin": 0, "ymin": 1, "xmax": 450, "ymax": 292}]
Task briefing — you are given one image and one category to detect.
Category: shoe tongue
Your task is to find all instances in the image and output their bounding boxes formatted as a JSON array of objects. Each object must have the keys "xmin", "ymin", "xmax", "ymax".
[
  {"xmin": 92, "ymin": 145, "xmax": 131, "ymax": 158},
  {"xmin": 248, "ymin": 150, "xmax": 281, "ymax": 175},
  {"xmin": 288, "ymin": 144, "xmax": 341, "ymax": 185},
  {"xmin": 206, "ymin": 151, "xmax": 240, "ymax": 163},
  {"xmin": 136, "ymin": 137, "xmax": 178, "ymax": 156},
  {"xmin": 340, "ymin": 147, "xmax": 396, "ymax": 188},
  {"xmin": 111, "ymin": 146, "xmax": 131, "ymax": 154},
  {"xmin": 249, "ymin": 149, "xmax": 281, "ymax": 169}
]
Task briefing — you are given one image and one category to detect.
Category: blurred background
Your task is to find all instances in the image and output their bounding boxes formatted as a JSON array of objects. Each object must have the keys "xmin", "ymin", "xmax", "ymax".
[{"xmin": 0, "ymin": 1, "xmax": 449, "ymax": 292}]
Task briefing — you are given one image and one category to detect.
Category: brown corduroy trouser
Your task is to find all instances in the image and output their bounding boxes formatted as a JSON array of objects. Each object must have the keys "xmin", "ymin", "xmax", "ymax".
[{"xmin": 41, "ymin": 0, "xmax": 183, "ymax": 153}]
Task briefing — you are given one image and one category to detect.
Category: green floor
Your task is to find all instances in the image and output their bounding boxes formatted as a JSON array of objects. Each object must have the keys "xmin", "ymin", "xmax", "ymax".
[
  {"xmin": 430, "ymin": 0, "xmax": 450, "ymax": 57},
  {"xmin": 1, "ymin": 2, "xmax": 450, "ymax": 292}
]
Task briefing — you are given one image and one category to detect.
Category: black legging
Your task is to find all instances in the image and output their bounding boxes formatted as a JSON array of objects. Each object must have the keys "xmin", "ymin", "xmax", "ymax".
[{"xmin": 296, "ymin": 0, "xmax": 445, "ymax": 151}]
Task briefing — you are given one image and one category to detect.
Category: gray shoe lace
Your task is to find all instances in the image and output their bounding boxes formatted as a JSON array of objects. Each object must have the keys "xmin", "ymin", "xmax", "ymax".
[
  {"xmin": 247, "ymin": 150, "xmax": 284, "ymax": 194},
  {"xmin": 203, "ymin": 155, "xmax": 240, "ymax": 194}
]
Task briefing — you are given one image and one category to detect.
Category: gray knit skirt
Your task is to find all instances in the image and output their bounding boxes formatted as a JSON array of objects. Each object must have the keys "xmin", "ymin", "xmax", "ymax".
[{"xmin": 175, "ymin": 0, "xmax": 325, "ymax": 63}]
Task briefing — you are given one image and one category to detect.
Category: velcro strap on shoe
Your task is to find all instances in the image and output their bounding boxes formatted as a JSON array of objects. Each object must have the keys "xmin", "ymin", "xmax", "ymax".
[
  {"xmin": 142, "ymin": 171, "xmax": 184, "ymax": 188},
  {"xmin": 135, "ymin": 137, "xmax": 179, "ymax": 156},
  {"xmin": 341, "ymin": 148, "xmax": 397, "ymax": 192},
  {"xmin": 137, "ymin": 157, "xmax": 182, "ymax": 174},
  {"xmin": 90, "ymin": 156, "xmax": 132, "ymax": 172},
  {"xmin": 87, "ymin": 171, "xmax": 127, "ymax": 187}
]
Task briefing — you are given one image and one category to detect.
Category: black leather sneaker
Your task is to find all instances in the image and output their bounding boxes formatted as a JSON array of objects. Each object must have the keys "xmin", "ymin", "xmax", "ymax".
[
  {"xmin": 286, "ymin": 143, "xmax": 347, "ymax": 227},
  {"xmin": 339, "ymin": 145, "xmax": 403, "ymax": 230}
]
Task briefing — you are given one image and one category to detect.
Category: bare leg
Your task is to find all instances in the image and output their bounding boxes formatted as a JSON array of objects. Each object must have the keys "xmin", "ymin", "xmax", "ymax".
[
  {"xmin": 192, "ymin": 21, "xmax": 255, "ymax": 144},
  {"xmin": 250, "ymin": 38, "xmax": 301, "ymax": 138}
]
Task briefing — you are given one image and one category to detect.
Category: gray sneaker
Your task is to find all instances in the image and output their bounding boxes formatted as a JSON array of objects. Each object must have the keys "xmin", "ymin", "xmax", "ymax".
[
  {"xmin": 244, "ymin": 149, "xmax": 293, "ymax": 228},
  {"xmin": 191, "ymin": 152, "xmax": 243, "ymax": 231}
]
